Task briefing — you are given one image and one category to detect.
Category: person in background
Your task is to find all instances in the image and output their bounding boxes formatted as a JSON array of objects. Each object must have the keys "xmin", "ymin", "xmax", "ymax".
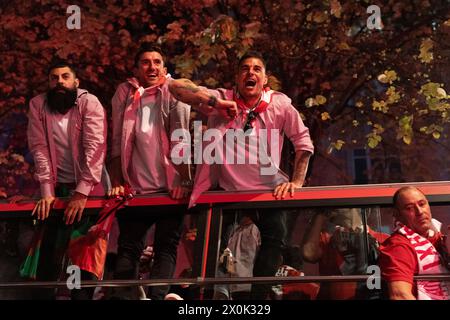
[
  {"xmin": 301, "ymin": 208, "xmax": 388, "ymax": 299},
  {"xmin": 213, "ymin": 212, "xmax": 261, "ymax": 300},
  {"xmin": 379, "ymin": 186, "xmax": 450, "ymax": 300}
]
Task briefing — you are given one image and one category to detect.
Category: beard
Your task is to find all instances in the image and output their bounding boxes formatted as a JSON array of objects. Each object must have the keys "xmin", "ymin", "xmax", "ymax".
[{"xmin": 47, "ymin": 85, "xmax": 78, "ymax": 114}]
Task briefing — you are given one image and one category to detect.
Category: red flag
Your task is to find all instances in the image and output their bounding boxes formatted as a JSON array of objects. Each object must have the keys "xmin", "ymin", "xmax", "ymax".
[{"xmin": 67, "ymin": 185, "xmax": 133, "ymax": 279}]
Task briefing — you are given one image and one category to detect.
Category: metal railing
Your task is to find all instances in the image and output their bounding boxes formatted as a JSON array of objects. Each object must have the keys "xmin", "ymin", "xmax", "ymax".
[{"xmin": 1, "ymin": 181, "xmax": 450, "ymax": 294}]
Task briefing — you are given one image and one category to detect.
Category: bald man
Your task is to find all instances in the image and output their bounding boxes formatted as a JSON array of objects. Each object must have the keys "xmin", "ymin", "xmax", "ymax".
[{"xmin": 379, "ymin": 186, "xmax": 450, "ymax": 300}]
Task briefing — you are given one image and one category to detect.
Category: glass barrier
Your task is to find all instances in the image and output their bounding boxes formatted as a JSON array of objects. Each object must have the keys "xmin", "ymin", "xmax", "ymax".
[{"xmin": 0, "ymin": 182, "xmax": 449, "ymax": 300}]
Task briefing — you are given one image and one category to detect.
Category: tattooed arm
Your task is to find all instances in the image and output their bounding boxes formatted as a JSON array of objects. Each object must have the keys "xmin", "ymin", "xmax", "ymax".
[
  {"xmin": 169, "ymin": 78, "xmax": 237, "ymax": 119},
  {"xmin": 273, "ymin": 150, "xmax": 312, "ymax": 199}
]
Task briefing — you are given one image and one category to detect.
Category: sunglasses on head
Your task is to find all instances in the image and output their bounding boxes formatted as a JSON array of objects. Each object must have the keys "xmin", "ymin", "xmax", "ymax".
[{"xmin": 243, "ymin": 110, "xmax": 258, "ymax": 132}]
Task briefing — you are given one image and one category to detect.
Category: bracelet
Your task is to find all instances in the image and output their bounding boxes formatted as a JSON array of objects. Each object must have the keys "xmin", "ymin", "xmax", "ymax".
[{"xmin": 207, "ymin": 95, "xmax": 217, "ymax": 107}]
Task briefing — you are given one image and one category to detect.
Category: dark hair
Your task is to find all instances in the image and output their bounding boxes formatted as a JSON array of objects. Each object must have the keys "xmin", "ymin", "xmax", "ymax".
[
  {"xmin": 238, "ymin": 51, "xmax": 266, "ymax": 69},
  {"xmin": 134, "ymin": 43, "xmax": 165, "ymax": 67},
  {"xmin": 392, "ymin": 186, "xmax": 425, "ymax": 209},
  {"xmin": 47, "ymin": 60, "xmax": 77, "ymax": 77}
]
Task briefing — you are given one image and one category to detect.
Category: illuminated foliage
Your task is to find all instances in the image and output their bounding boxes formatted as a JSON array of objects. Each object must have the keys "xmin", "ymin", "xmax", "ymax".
[{"xmin": 1, "ymin": 0, "xmax": 450, "ymax": 192}]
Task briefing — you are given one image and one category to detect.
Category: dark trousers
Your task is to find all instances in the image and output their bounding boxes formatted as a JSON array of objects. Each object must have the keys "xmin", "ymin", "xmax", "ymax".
[
  {"xmin": 71, "ymin": 270, "xmax": 97, "ymax": 300},
  {"xmin": 31, "ymin": 217, "xmax": 97, "ymax": 300},
  {"xmin": 250, "ymin": 208, "xmax": 287, "ymax": 300},
  {"xmin": 112, "ymin": 206, "xmax": 184, "ymax": 300},
  {"xmin": 26, "ymin": 184, "xmax": 99, "ymax": 300}
]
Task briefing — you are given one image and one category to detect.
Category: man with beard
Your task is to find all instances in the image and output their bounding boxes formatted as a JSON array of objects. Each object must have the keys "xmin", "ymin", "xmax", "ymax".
[
  {"xmin": 26, "ymin": 61, "xmax": 107, "ymax": 299},
  {"xmin": 169, "ymin": 51, "xmax": 314, "ymax": 299}
]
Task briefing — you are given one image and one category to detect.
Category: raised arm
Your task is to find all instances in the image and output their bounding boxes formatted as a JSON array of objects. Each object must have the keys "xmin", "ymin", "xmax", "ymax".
[{"xmin": 169, "ymin": 78, "xmax": 238, "ymax": 120}]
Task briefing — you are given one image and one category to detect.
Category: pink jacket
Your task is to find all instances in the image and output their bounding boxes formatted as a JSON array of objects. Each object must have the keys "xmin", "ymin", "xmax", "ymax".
[
  {"xmin": 27, "ymin": 89, "xmax": 107, "ymax": 197},
  {"xmin": 111, "ymin": 77, "xmax": 190, "ymax": 190},
  {"xmin": 189, "ymin": 88, "xmax": 314, "ymax": 207}
]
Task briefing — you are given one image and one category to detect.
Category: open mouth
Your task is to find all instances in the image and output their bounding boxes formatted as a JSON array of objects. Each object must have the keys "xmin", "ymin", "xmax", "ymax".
[
  {"xmin": 146, "ymin": 73, "xmax": 158, "ymax": 80},
  {"xmin": 245, "ymin": 79, "xmax": 256, "ymax": 88}
]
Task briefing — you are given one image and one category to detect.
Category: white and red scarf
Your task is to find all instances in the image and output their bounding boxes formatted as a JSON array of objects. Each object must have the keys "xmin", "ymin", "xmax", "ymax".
[
  {"xmin": 233, "ymin": 87, "xmax": 274, "ymax": 125},
  {"xmin": 395, "ymin": 220, "xmax": 450, "ymax": 300}
]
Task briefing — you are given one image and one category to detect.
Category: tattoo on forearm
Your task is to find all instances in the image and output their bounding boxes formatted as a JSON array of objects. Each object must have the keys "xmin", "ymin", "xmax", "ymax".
[
  {"xmin": 179, "ymin": 80, "xmax": 200, "ymax": 93},
  {"xmin": 172, "ymin": 85, "xmax": 200, "ymax": 101},
  {"xmin": 292, "ymin": 152, "xmax": 311, "ymax": 185},
  {"xmin": 180, "ymin": 85, "xmax": 200, "ymax": 93},
  {"xmin": 207, "ymin": 95, "xmax": 217, "ymax": 107}
]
